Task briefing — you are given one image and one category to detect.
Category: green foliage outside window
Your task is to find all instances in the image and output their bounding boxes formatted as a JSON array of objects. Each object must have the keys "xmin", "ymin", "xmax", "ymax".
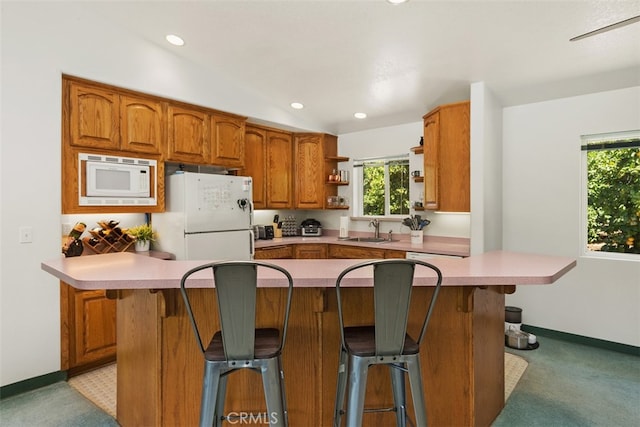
[
  {"xmin": 363, "ymin": 160, "xmax": 410, "ymax": 216},
  {"xmin": 587, "ymin": 144, "xmax": 640, "ymax": 254}
]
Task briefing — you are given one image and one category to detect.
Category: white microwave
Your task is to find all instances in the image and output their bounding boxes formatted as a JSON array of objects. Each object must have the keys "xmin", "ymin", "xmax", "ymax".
[{"xmin": 79, "ymin": 153, "xmax": 157, "ymax": 206}]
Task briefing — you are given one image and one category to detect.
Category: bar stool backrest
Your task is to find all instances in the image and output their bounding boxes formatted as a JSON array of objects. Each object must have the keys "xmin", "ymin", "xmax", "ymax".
[
  {"xmin": 180, "ymin": 261, "xmax": 294, "ymax": 361},
  {"xmin": 373, "ymin": 262, "xmax": 415, "ymax": 356},
  {"xmin": 214, "ymin": 263, "xmax": 258, "ymax": 360},
  {"xmin": 336, "ymin": 259, "xmax": 443, "ymax": 357}
]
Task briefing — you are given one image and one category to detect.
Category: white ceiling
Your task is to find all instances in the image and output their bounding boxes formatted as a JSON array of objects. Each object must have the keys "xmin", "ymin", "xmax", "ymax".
[{"xmin": 81, "ymin": 0, "xmax": 639, "ymax": 134}]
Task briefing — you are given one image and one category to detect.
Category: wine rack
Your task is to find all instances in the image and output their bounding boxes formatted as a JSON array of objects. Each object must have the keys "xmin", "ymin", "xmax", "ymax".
[{"xmin": 83, "ymin": 232, "xmax": 135, "ymax": 254}]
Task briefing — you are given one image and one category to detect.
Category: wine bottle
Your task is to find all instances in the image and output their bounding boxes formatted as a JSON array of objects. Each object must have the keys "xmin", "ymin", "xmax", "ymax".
[{"xmin": 69, "ymin": 222, "xmax": 86, "ymax": 240}]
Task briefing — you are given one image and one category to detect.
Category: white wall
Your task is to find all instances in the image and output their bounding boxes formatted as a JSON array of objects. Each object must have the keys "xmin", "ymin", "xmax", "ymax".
[
  {"xmin": 503, "ymin": 87, "xmax": 640, "ymax": 347},
  {"xmin": 0, "ymin": 2, "xmax": 325, "ymax": 387},
  {"xmin": 470, "ymin": 82, "xmax": 503, "ymax": 255}
]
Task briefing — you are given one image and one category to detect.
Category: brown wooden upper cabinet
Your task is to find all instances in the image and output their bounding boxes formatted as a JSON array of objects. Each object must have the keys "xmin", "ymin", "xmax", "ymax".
[
  {"xmin": 166, "ymin": 105, "xmax": 209, "ymax": 164},
  {"xmin": 266, "ymin": 130, "xmax": 293, "ymax": 209},
  {"xmin": 68, "ymin": 80, "xmax": 120, "ymax": 151},
  {"xmin": 243, "ymin": 125, "xmax": 294, "ymax": 210},
  {"xmin": 68, "ymin": 79, "xmax": 163, "ymax": 155},
  {"xmin": 243, "ymin": 125, "xmax": 268, "ymax": 209},
  {"xmin": 423, "ymin": 101, "xmax": 470, "ymax": 212},
  {"xmin": 211, "ymin": 114, "xmax": 245, "ymax": 168},
  {"xmin": 294, "ymin": 133, "xmax": 326, "ymax": 209},
  {"xmin": 120, "ymin": 94, "xmax": 164, "ymax": 155},
  {"xmin": 294, "ymin": 133, "xmax": 344, "ymax": 209}
]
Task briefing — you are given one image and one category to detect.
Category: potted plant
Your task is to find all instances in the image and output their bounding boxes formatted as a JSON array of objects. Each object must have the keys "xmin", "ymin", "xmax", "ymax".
[{"xmin": 128, "ymin": 223, "xmax": 155, "ymax": 252}]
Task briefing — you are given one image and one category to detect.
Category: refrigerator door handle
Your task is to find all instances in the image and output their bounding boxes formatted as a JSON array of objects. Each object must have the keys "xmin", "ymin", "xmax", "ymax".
[{"xmin": 249, "ymin": 230, "xmax": 255, "ymax": 258}]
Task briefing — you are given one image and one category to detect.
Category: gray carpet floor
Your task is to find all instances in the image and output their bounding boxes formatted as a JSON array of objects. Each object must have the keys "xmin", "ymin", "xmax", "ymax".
[
  {"xmin": 0, "ymin": 381, "xmax": 118, "ymax": 426},
  {"xmin": 493, "ymin": 335, "xmax": 640, "ymax": 427},
  {"xmin": 1, "ymin": 334, "xmax": 638, "ymax": 426}
]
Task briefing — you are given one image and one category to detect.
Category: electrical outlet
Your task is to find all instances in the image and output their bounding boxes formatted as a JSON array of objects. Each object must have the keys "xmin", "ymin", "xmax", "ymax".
[
  {"xmin": 19, "ymin": 226, "xmax": 33, "ymax": 243},
  {"xmin": 62, "ymin": 223, "xmax": 72, "ymax": 236}
]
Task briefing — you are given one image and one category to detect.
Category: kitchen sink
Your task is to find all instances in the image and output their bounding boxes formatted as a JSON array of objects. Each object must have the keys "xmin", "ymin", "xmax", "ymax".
[{"xmin": 341, "ymin": 237, "xmax": 396, "ymax": 243}]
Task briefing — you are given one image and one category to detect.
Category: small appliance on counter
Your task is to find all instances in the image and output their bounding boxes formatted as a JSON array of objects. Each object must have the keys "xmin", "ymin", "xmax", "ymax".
[
  {"xmin": 256, "ymin": 225, "xmax": 274, "ymax": 240},
  {"xmin": 301, "ymin": 218, "xmax": 322, "ymax": 236}
]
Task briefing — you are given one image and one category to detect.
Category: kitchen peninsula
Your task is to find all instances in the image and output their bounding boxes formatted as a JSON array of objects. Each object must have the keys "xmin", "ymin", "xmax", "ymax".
[{"xmin": 42, "ymin": 251, "xmax": 575, "ymax": 427}]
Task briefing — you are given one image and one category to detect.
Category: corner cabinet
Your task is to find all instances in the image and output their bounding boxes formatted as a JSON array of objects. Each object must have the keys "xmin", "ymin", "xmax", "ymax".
[
  {"xmin": 294, "ymin": 133, "xmax": 347, "ymax": 209},
  {"xmin": 294, "ymin": 133, "xmax": 325, "ymax": 209},
  {"xmin": 423, "ymin": 101, "xmax": 470, "ymax": 212}
]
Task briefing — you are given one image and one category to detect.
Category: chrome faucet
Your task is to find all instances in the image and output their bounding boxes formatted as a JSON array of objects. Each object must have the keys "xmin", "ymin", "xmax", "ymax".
[{"xmin": 369, "ymin": 219, "xmax": 380, "ymax": 239}]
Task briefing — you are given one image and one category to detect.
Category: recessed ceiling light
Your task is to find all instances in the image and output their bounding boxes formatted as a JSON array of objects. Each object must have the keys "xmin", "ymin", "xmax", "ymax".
[
  {"xmin": 290, "ymin": 102, "xmax": 304, "ymax": 110},
  {"xmin": 354, "ymin": 112, "xmax": 367, "ymax": 119},
  {"xmin": 387, "ymin": 0, "xmax": 409, "ymax": 5},
  {"xmin": 165, "ymin": 34, "xmax": 185, "ymax": 46}
]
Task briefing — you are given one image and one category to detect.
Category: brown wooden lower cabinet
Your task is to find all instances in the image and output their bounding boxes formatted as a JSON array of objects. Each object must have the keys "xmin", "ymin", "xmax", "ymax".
[
  {"xmin": 115, "ymin": 284, "xmax": 506, "ymax": 427},
  {"xmin": 328, "ymin": 244, "xmax": 386, "ymax": 259},
  {"xmin": 60, "ymin": 282, "xmax": 116, "ymax": 375},
  {"xmin": 253, "ymin": 245, "xmax": 294, "ymax": 259},
  {"xmin": 294, "ymin": 243, "xmax": 328, "ymax": 259},
  {"xmin": 257, "ymin": 243, "xmax": 405, "ymax": 260},
  {"xmin": 384, "ymin": 248, "xmax": 407, "ymax": 258}
]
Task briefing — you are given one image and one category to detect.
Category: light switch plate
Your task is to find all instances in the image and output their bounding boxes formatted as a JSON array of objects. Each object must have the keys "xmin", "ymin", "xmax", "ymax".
[{"xmin": 19, "ymin": 226, "xmax": 33, "ymax": 243}]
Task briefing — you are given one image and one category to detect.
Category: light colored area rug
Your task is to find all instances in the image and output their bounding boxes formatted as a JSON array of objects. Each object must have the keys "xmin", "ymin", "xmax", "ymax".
[
  {"xmin": 68, "ymin": 363, "xmax": 116, "ymax": 418},
  {"xmin": 68, "ymin": 354, "xmax": 528, "ymax": 418},
  {"xmin": 504, "ymin": 352, "xmax": 528, "ymax": 401}
]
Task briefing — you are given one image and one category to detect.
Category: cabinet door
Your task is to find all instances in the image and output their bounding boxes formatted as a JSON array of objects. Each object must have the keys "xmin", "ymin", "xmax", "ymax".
[
  {"xmin": 72, "ymin": 289, "xmax": 117, "ymax": 368},
  {"xmin": 69, "ymin": 82, "xmax": 119, "ymax": 150},
  {"xmin": 243, "ymin": 126, "xmax": 267, "ymax": 209},
  {"xmin": 423, "ymin": 112, "xmax": 439, "ymax": 210},
  {"xmin": 439, "ymin": 103, "xmax": 470, "ymax": 212},
  {"xmin": 211, "ymin": 114, "xmax": 245, "ymax": 168},
  {"xmin": 295, "ymin": 134, "xmax": 324, "ymax": 209},
  {"xmin": 328, "ymin": 244, "xmax": 385, "ymax": 259},
  {"xmin": 166, "ymin": 105, "xmax": 209, "ymax": 163},
  {"xmin": 254, "ymin": 245, "xmax": 294, "ymax": 259},
  {"xmin": 266, "ymin": 131, "xmax": 293, "ymax": 209},
  {"xmin": 294, "ymin": 244, "xmax": 328, "ymax": 259},
  {"xmin": 120, "ymin": 94, "xmax": 164, "ymax": 154}
]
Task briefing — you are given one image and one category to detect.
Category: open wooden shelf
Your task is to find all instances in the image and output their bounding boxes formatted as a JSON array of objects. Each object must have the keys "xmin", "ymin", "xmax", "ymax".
[
  {"xmin": 410, "ymin": 146, "xmax": 423, "ymax": 154},
  {"xmin": 325, "ymin": 156, "xmax": 349, "ymax": 162}
]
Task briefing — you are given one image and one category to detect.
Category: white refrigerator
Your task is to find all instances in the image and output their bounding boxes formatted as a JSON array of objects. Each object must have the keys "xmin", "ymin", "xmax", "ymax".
[{"xmin": 152, "ymin": 172, "xmax": 254, "ymax": 260}]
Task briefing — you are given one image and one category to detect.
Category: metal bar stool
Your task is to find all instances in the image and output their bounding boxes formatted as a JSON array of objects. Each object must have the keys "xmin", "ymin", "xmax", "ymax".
[
  {"xmin": 180, "ymin": 261, "xmax": 294, "ymax": 427},
  {"xmin": 333, "ymin": 259, "xmax": 443, "ymax": 427}
]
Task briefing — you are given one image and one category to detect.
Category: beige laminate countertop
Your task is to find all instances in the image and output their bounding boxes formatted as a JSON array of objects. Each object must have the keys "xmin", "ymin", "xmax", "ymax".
[
  {"xmin": 42, "ymin": 250, "xmax": 576, "ymax": 291},
  {"xmin": 255, "ymin": 234, "xmax": 470, "ymax": 257}
]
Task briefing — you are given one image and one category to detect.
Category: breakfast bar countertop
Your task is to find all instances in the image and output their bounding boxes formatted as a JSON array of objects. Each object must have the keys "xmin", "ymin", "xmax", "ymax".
[
  {"xmin": 41, "ymin": 250, "xmax": 576, "ymax": 291},
  {"xmin": 41, "ymin": 250, "xmax": 576, "ymax": 427}
]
